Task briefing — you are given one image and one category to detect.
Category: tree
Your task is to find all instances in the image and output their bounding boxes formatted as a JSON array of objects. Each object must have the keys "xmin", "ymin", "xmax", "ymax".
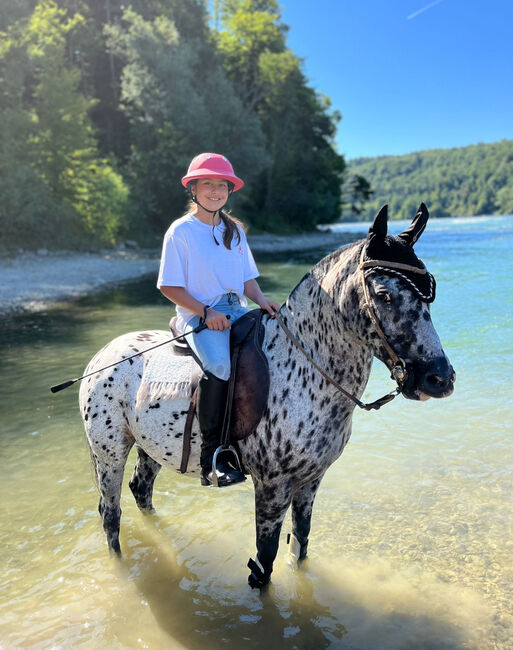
[
  {"xmin": 106, "ymin": 7, "xmax": 268, "ymax": 234},
  {"xmin": 348, "ymin": 140, "xmax": 513, "ymax": 220},
  {"xmin": 343, "ymin": 174, "xmax": 373, "ymax": 215},
  {"xmin": 0, "ymin": 1, "xmax": 129, "ymax": 248},
  {"xmin": 214, "ymin": 0, "xmax": 346, "ymax": 231}
]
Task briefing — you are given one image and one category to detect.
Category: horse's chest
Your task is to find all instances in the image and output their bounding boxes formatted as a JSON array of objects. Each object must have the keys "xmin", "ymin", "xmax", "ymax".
[{"xmin": 244, "ymin": 383, "xmax": 352, "ymax": 481}]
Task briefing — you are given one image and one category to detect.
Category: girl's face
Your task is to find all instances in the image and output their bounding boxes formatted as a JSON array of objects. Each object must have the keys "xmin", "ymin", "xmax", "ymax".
[{"xmin": 194, "ymin": 178, "xmax": 229, "ymax": 212}]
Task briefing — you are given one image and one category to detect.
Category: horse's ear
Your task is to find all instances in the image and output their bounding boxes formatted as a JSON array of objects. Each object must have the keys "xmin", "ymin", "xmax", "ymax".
[
  {"xmin": 368, "ymin": 205, "xmax": 388, "ymax": 241},
  {"xmin": 398, "ymin": 202, "xmax": 429, "ymax": 246}
]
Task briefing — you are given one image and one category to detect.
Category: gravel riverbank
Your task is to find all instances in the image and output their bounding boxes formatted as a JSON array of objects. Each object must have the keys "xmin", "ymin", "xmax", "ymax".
[{"xmin": 0, "ymin": 230, "xmax": 363, "ymax": 317}]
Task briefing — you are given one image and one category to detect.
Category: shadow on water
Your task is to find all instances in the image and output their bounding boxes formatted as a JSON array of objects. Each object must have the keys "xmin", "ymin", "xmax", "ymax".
[
  {"xmin": 1, "ymin": 274, "xmax": 164, "ymax": 344},
  {"xmin": 121, "ymin": 515, "xmax": 468, "ymax": 650}
]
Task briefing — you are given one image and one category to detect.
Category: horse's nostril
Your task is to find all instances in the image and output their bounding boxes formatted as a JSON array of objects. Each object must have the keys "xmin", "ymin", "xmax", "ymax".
[{"xmin": 426, "ymin": 374, "xmax": 446, "ymax": 388}]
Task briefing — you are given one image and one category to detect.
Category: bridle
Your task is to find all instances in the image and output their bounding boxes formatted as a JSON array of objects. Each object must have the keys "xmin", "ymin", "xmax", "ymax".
[{"xmin": 273, "ymin": 244, "xmax": 435, "ymax": 411}]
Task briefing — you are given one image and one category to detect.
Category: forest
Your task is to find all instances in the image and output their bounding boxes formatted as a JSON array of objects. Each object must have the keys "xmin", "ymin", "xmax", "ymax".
[
  {"xmin": 346, "ymin": 139, "xmax": 513, "ymax": 221},
  {"xmin": 0, "ymin": 0, "xmax": 353, "ymax": 250}
]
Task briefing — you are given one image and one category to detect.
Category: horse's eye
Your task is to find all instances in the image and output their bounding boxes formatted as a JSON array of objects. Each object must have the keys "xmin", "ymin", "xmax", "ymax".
[{"xmin": 376, "ymin": 289, "xmax": 392, "ymax": 303}]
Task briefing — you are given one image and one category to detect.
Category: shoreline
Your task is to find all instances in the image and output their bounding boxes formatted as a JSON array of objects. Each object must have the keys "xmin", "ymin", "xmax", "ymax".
[{"xmin": 0, "ymin": 230, "xmax": 363, "ymax": 317}]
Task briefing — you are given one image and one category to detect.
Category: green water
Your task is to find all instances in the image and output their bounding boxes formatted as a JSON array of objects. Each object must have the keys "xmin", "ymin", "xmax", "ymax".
[{"xmin": 1, "ymin": 216, "xmax": 512, "ymax": 649}]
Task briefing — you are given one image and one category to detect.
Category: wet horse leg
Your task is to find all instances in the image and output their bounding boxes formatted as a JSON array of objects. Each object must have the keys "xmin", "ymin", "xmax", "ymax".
[
  {"xmin": 93, "ymin": 436, "xmax": 134, "ymax": 555},
  {"xmin": 129, "ymin": 446, "xmax": 162, "ymax": 512},
  {"xmin": 290, "ymin": 476, "xmax": 323, "ymax": 564},
  {"xmin": 248, "ymin": 481, "xmax": 292, "ymax": 589}
]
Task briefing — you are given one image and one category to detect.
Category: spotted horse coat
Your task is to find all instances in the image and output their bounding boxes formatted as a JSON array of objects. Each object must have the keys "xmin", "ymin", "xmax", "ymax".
[{"xmin": 79, "ymin": 204, "xmax": 455, "ymax": 589}]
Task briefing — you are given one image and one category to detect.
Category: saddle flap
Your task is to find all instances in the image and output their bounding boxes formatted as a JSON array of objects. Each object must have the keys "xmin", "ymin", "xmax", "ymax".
[
  {"xmin": 230, "ymin": 309, "xmax": 261, "ymax": 347},
  {"xmin": 230, "ymin": 310, "xmax": 270, "ymax": 441}
]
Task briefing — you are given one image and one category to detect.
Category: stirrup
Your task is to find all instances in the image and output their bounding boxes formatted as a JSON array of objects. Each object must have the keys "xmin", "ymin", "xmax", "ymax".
[{"xmin": 211, "ymin": 444, "xmax": 245, "ymax": 488}]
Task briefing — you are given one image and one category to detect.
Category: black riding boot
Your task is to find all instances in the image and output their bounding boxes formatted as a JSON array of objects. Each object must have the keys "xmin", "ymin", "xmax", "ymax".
[{"xmin": 197, "ymin": 372, "xmax": 246, "ymax": 487}]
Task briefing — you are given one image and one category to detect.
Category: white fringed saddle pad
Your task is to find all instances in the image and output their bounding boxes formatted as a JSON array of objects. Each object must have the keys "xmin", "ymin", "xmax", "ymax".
[{"xmin": 135, "ymin": 345, "xmax": 198, "ymax": 408}]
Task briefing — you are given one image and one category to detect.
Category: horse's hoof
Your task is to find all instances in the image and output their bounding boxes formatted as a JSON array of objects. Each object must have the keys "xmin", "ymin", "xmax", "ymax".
[
  {"xmin": 248, "ymin": 574, "xmax": 270, "ymax": 589},
  {"xmin": 109, "ymin": 542, "xmax": 122, "ymax": 558},
  {"xmin": 247, "ymin": 557, "xmax": 271, "ymax": 589}
]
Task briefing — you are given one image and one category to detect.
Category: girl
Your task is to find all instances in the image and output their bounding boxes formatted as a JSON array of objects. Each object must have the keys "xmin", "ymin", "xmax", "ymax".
[{"xmin": 157, "ymin": 153, "xmax": 280, "ymax": 487}]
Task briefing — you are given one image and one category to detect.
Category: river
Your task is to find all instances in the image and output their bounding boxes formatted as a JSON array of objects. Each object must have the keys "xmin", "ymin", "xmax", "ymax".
[{"xmin": 1, "ymin": 215, "xmax": 512, "ymax": 649}]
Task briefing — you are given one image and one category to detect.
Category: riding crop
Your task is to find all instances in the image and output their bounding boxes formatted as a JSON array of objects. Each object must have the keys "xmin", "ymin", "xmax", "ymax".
[{"xmin": 50, "ymin": 320, "xmax": 213, "ymax": 394}]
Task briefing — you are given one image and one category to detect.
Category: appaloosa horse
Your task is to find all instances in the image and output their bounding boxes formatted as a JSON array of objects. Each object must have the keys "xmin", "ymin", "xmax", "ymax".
[{"xmin": 79, "ymin": 204, "xmax": 454, "ymax": 588}]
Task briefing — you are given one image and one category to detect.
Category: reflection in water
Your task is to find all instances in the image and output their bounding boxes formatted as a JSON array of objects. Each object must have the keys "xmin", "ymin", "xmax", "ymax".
[
  {"xmin": 129, "ymin": 526, "xmax": 483, "ymax": 650},
  {"xmin": 1, "ymin": 216, "xmax": 512, "ymax": 648},
  {"xmin": 128, "ymin": 516, "xmax": 347, "ymax": 650}
]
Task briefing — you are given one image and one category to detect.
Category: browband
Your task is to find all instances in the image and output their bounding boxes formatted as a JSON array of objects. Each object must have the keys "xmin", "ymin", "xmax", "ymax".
[
  {"xmin": 359, "ymin": 259, "xmax": 427, "ymax": 274},
  {"xmin": 359, "ymin": 250, "xmax": 436, "ymax": 303}
]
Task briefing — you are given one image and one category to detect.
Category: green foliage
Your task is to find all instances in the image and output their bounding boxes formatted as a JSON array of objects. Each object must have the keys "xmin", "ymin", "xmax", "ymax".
[
  {"xmin": 0, "ymin": 0, "xmax": 348, "ymax": 248},
  {"xmin": 347, "ymin": 141, "xmax": 513, "ymax": 221},
  {"xmin": 105, "ymin": 7, "xmax": 268, "ymax": 233},
  {"xmin": 343, "ymin": 174, "xmax": 373, "ymax": 215},
  {"xmin": 0, "ymin": 0, "xmax": 129, "ymax": 248},
  {"xmin": 215, "ymin": 0, "xmax": 345, "ymax": 231}
]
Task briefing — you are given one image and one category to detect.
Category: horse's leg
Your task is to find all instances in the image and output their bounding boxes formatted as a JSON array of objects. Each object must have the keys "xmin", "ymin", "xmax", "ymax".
[
  {"xmin": 92, "ymin": 436, "xmax": 134, "ymax": 556},
  {"xmin": 289, "ymin": 475, "xmax": 323, "ymax": 565},
  {"xmin": 129, "ymin": 446, "xmax": 162, "ymax": 512},
  {"xmin": 248, "ymin": 481, "xmax": 292, "ymax": 589}
]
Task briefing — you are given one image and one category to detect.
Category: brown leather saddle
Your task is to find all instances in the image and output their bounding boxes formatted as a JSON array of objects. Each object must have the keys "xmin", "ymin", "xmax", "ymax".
[{"xmin": 170, "ymin": 309, "xmax": 270, "ymax": 472}]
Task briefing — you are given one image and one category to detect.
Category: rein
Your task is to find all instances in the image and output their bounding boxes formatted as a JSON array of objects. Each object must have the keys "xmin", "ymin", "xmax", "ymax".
[
  {"xmin": 273, "ymin": 246, "xmax": 431, "ymax": 412},
  {"xmin": 274, "ymin": 313, "xmax": 400, "ymax": 411}
]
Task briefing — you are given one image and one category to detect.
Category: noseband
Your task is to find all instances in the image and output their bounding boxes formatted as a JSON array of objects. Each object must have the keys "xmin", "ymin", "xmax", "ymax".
[{"xmin": 274, "ymin": 245, "xmax": 435, "ymax": 411}]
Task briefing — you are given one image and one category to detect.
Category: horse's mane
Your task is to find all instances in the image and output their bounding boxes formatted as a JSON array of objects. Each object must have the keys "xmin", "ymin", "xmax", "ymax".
[{"xmin": 287, "ymin": 239, "xmax": 363, "ymax": 303}]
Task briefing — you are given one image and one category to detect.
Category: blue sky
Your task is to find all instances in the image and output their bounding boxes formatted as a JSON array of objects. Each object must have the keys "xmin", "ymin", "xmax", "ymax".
[{"xmin": 280, "ymin": 0, "xmax": 513, "ymax": 159}]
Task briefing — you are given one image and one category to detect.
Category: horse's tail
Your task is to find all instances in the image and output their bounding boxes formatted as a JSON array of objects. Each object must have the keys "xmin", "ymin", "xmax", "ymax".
[{"xmin": 86, "ymin": 436, "xmax": 99, "ymax": 491}]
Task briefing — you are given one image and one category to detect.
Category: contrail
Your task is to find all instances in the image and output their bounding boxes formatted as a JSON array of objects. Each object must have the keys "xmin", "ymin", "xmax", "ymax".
[{"xmin": 407, "ymin": 0, "xmax": 445, "ymax": 20}]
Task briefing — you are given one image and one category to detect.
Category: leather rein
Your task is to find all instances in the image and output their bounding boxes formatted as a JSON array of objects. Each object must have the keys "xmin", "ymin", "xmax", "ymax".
[{"xmin": 273, "ymin": 246, "xmax": 431, "ymax": 411}]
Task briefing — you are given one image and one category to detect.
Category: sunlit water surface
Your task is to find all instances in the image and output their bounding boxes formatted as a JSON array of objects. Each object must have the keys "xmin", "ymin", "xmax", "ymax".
[{"xmin": 1, "ymin": 216, "xmax": 512, "ymax": 649}]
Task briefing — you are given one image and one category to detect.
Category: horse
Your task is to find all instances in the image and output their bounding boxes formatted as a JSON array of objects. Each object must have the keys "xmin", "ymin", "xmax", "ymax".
[{"xmin": 79, "ymin": 204, "xmax": 455, "ymax": 588}]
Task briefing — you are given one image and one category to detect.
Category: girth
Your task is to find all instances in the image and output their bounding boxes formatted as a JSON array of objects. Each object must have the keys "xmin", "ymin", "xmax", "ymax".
[{"xmin": 174, "ymin": 309, "xmax": 269, "ymax": 473}]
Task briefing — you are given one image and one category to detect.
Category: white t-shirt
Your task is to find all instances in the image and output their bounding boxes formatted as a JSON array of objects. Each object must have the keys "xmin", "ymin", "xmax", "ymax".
[{"xmin": 157, "ymin": 214, "xmax": 259, "ymax": 331}]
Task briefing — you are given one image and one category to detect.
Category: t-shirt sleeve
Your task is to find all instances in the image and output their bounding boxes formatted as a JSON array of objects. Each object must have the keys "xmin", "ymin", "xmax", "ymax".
[
  {"xmin": 242, "ymin": 233, "xmax": 259, "ymax": 282},
  {"xmin": 156, "ymin": 231, "xmax": 188, "ymax": 288}
]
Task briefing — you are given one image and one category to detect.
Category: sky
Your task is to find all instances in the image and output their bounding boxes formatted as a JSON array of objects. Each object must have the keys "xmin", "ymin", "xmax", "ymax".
[{"xmin": 279, "ymin": 0, "xmax": 513, "ymax": 159}]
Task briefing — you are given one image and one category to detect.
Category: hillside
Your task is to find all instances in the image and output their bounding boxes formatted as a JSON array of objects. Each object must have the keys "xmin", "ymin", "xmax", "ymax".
[{"xmin": 346, "ymin": 139, "xmax": 513, "ymax": 220}]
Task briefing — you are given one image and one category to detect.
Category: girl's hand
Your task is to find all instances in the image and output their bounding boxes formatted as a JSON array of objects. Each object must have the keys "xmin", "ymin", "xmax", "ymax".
[
  {"xmin": 205, "ymin": 308, "xmax": 231, "ymax": 331},
  {"xmin": 259, "ymin": 299, "xmax": 281, "ymax": 318}
]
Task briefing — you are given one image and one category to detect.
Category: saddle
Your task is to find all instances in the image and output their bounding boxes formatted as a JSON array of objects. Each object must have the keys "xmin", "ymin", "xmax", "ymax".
[{"xmin": 169, "ymin": 309, "xmax": 270, "ymax": 472}]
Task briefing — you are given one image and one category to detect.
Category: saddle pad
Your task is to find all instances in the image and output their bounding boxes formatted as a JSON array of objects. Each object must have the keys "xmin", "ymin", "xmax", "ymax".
[{"xmin": 135, "ymin": 345, "xmax": 200, "ymax": 408}]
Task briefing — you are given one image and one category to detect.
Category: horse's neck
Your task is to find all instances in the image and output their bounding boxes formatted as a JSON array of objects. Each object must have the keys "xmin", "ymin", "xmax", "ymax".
[
  {"xmin": 266, "ymin": 242, "xmax": 372, "ymax": 387},
  {"xmin": 286, "ymin": 242, "xmax": 364, "ymax": 346}
]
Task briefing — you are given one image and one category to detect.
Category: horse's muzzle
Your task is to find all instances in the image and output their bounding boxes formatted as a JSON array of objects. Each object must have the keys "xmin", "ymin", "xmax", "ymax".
[{"xmin": 402, "ymin": 356, "xmax": 456, "ymax": 400}]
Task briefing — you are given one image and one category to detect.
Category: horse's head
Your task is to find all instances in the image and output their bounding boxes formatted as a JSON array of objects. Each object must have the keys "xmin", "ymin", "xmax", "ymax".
[{"xmin": 359, "ymin": 203, "xmax": 455, "ymax": 401}]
